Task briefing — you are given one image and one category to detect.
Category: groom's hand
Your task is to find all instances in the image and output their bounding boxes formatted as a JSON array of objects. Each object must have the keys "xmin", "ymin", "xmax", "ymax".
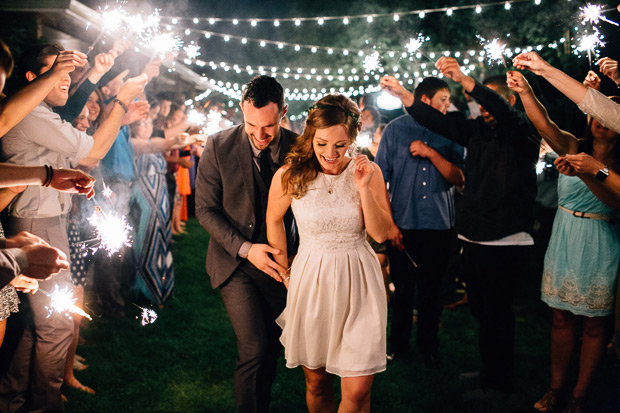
[{"xmin": 247, "ymin": 243, "xmax": 286, "ymax": 281}]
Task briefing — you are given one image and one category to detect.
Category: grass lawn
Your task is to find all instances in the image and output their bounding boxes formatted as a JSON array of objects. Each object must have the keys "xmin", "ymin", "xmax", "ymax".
[{"xmin": 64, "ymin": 218, "xmax": 618, "ymax": 412}]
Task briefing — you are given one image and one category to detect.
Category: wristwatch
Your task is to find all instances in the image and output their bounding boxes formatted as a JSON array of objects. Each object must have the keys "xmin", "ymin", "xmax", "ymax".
[{"xmin": 595, "ymin": 166, "xmax": 609, "ymax": 182}]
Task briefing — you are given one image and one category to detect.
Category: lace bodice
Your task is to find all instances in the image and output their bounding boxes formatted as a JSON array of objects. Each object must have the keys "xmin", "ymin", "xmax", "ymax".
[{"xmin": 291, "ymin": 160, "xmax": 365, "ymax": 252}]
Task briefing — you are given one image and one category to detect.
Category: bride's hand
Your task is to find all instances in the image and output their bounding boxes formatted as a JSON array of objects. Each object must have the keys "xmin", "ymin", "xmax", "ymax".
[{"xmin": 354, "ymin": 154, "xmax": 374, "ymax": 189}]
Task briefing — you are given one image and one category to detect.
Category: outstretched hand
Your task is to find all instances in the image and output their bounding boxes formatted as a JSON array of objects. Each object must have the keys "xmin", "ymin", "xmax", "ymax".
[
  {"xmin": 435, "ymin": 57, "xmax": 463, "ymax": 82},
  {"xmin": 583, "ymin": 70, "xmax": 601, "ymax": 90},
  {"xmin": 49, "ymin": 51, "xmax": 88, "ymax": 79},
  {"xmin": 247, "ymin": 243, "xmax": 287, "ymax": 282},
  {"xmin": 10, "ymin": 275, "xmax": 39, "ymax": 294},
  {"xmin": 50, "ymin": 168, "xmax": 96, "ymax": 199},
  {"xmin": 555, "ymin": 153, "xmax": 604, "ymax": 177},
  {"xmin": 506, "ymin": 70, "xmax": 531, "ymax": 95},
  {"xmin": 597, "ymin": 57, "xmax": 620, "ymax": 85},
  {"xmin": 512, "ymin": 52, "xmax": 551, "ymax": 76}
]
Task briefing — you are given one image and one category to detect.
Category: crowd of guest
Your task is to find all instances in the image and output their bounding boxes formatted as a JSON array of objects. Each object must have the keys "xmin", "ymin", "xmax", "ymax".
[{"xmin": 1, "ymin": 19, "xmax": 620, "ymax": 413}]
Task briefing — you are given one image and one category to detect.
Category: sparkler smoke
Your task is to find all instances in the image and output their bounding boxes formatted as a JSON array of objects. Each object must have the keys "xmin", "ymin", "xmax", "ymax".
[
  {"xmin": 580, "ymin": 3, "xmax": 619, "ymax": 27},
  {"xmin": 478, "ymin": 36, "xmax": 508, "ymax": 68},
  {"xmin": 363, "ymin": 51, "xmax": 382, "ymax": 73},
  {"xmin": 355, "ymin": 131, "xmax": 373, "ymax": 148},
  {"xmin": 42, "ymin": 285, "xmax": 92, "ymax": 320}
]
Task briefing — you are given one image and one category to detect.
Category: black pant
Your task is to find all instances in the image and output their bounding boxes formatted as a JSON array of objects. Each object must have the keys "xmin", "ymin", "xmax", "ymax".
[
  {"xmin": 389, "ymin": 229, "xmax": 452, "ymax": 356},
  {"xmin": 461, "ymin": 241, "xmax": 530, "ymax": 392},
  {"xmin": 219, "ymin": 263, "xmax": 287, "ymax": 413}
]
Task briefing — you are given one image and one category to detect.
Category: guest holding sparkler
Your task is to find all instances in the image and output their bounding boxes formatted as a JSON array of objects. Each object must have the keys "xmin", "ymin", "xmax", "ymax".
[
  {"xmin": 266, "ymin": 94, "xmax": 394, "ymax": 412},
  {"xmin": 196, "ymin": 75, "xmax": 298, "ymax": 413},
  {"xmin": 381, "ymin": 57, "xmax": 541, "ymax": 400},
  {"xmin": 510, "ymin": 57, "xmax": 620, "ymax": 413},
  {"xmin": 0, "ymin": 43, "xmax": 147, "ymax": 412}
]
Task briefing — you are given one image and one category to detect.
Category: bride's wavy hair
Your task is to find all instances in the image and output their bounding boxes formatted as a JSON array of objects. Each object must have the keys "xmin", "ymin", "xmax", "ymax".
[{"xmin": 282, "ymin": 94, "xmax": 361, "ymax": 198}]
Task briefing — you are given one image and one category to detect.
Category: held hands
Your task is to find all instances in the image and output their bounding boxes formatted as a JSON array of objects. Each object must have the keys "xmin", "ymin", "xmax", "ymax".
[
  {"xmin": 554, "ymin": 153, "xmax": 604, "ymax": 177},
  {"xmin": 49, "ymin": 168, "xmax": 96, "ymax": 199},
  {"xmin": 512, "ymin": 52, "xmax": 551, "ymax": 76},
  {"xmin": 50, "ymin": 51, "xmax": 88, "ymax": 79},
  {"xmin": 597, "ymin": 57, "xmax": 620, "ymax": 85},
  {"xmin": 409, "ymin": 140, "xmax": 434, "ymax": 159},
  {"xmin": 583, "ymin": 70, "xmax": 601, "ymax": 90},
  {"xmin": 247, "ymin": 243, "xmax": 287, "ymax": 282},
  {"xmin": 353, "ymin": 154, "xmax": 374, "ymax": 189},
  {"xmin": 142, "ymin": 59, "xmax": 161, "ymax": 81},
  {"xmin": 506, "ymin": 70, "xmax": 532, "ymax": 95}
]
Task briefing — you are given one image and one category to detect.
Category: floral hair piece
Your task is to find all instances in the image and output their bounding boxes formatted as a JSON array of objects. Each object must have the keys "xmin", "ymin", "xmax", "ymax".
[{"xmin": 307, "ymin": 103, "xmax": 361, "ymax": 128}]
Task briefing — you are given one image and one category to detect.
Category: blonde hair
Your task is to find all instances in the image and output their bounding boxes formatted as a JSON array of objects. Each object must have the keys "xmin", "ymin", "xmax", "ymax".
[{"xmin": 282, "ymin": 94, "xmax": 360, "ymax": 198}]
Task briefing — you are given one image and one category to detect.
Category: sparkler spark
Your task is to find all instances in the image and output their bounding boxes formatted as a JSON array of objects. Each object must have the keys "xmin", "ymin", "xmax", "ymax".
[
  {"xmin": 184, "ymin": 44, "xmax": 201, "ymax": 60},
  {"xmin": 356, "ymin": 131, "xmax": 373, "ymax": 148},
  {"xmin": 43, "ymin": 285, "xmax": 92, "ymax": 320},
  {"xmin": 187, "ymin": 109, "xmax": 207, "ymax": 126},
  {"xmin": 84, "ymin": 205, "xmax": 132, "ymax": 256},
  {"xmin": 101, "ymin": 182, "xmax": 113, "ymax": 199},
  {"xmin": 478, "ymin": 36, "xmax": 507, "ymax": 67},
  {"xmin": 580, "ymin": 3, "xmax": 619, "ymax": 26},
  {"xmin": 405, "ymin": 34, "xmax": 428, "ymax": 54},
  {"xmin": 575, "ymin": 30, "xmax": 605, "ymax": 67},
  {"xmin": 137, "ymin": 306, "xmax": 158, "ymax": 326},
  {"xmin": 148, "ymin": 32, "xmax": 183, "ymax": 57},
  {"xmin": 363, "ymin": 51, "xmax": 381, "ymax": 73}
]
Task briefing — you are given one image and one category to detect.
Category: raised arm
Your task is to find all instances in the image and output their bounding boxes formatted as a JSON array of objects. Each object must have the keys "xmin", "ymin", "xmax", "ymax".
[
  {"xmin": 506, "ymin": 70, "xmax": 578, "ymax": 155},
  {"xmin": 266, "ymin": 166, "xmax": 294, "ymax": 286},
  {"xmin": 0, "ymin": 51, "xmax": 87, "ymax": 137},
  {"xmin": 354, "ymin": 155, "xmax": 394, "ymax": 243}
]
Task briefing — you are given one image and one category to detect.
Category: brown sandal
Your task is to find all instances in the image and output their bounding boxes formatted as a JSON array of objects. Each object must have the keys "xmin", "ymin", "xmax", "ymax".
[{"xmin": 534, "ymin": 388, "xmax": 562, "ymax": 412}]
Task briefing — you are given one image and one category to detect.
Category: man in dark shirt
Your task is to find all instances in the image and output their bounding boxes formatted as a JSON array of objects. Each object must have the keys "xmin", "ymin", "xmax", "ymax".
[{"xmin": 381, "ymin": 57, "xmax": 540, "ymax": 399}]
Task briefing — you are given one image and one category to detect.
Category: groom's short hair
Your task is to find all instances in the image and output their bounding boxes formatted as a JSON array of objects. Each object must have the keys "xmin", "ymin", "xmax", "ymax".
[{"xmin": 242, "ymin": 75, "xmax": 285, "ymax": 111}]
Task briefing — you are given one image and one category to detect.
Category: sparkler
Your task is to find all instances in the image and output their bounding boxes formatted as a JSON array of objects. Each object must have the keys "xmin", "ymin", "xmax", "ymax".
[
  {"xmin": 576, "ymin": 30, "xmax": 605, "ymax": 69},
  {"xmin": 148, "ymin": 32, "xmax": 183, "ymax": 58},
  {"xmin": 74, "ymin": 200, "xmax": 132, "ymax": 256},
  {"xmin": 187, "ymin": 109, "xmax": 207, "ymax": 126},
  {"xmin": 86, "ymin": 6, "xmax": 128, "ymax": 56},
  {"xmin": 183, "ymin": 43, "xmax": 201, "ymax": 60},
  {"xmin": 580, "ymin": 3, "xmax": 619, "ymax": 27},
  {"xmin": 363, "ymin": 51, "xmax": 382, "ymax": 73},
  {"xmin": 405, "ymin": 33, "xmax": 434, "ymax": 63},
  {"xmin": 478, "ymin": 36, "xmax": 508, "ymax": 68},
  {"xmin": 134, "ymin": 304, "xmax": 158, "ymax": 326},
  {"xmin": 356, "ymin": 131, "xmax": 373, "ymax": 148},
  {"xmin": 41, "ymin": 285, "xmax": 92, "ymax": 320}
]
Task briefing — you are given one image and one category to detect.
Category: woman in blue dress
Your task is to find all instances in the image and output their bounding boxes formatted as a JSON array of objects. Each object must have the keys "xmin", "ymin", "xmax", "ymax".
[{"xmin": 508, "ymin": 69, "xmax": 620, "ymax": 412}]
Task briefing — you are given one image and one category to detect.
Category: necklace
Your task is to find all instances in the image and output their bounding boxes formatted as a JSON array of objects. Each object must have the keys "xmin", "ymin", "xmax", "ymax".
[{"xmin": 323, "ymin": 162, "xmax": 348, "ymax": 194}]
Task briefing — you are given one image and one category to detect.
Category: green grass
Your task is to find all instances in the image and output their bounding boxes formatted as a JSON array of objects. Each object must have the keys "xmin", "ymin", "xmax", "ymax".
[{"xmin": 64, "ymin": 218, "xmax": 618, "ymax": 412}]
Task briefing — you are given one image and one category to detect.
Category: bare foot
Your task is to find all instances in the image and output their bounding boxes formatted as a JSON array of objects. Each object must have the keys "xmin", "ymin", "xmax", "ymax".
[
  {"xmin": 73, "ymin": 358, "xmax": 88, "ymax": 371},
  {"xmin": 65, "ymin": 377, "xmax": 95, "ymax": 395}
]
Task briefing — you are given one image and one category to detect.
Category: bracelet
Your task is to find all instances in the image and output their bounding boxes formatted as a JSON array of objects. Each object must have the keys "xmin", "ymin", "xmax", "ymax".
[
  {"xmin": 282, "ymin": 275, "xmax": 290, "ymax": 282},
  {"xmin": 113, "ymin": 98, "xmax": 129, "ymax": 113},
  {"xmin": 42, "ymin": 165, "xmax": 54, "ymax": 187}
]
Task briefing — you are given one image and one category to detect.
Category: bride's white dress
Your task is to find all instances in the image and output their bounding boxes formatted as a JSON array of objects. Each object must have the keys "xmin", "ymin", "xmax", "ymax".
[{"xmin": 277, "ymin": 160, "xmax": 387, "ymax": 377}]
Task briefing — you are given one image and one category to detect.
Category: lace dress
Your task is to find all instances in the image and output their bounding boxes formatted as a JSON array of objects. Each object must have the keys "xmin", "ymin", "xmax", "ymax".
[
  {"xmin": 277, "ymin": 160, "xmax": 387, "ymax": 377},
  {"xmin": 542, "ymin": 174, "xmax": 620, "ymax": 316},
  {"xmin": 0, "ymin": 223, "xmax": 19, "ymax": 322}
]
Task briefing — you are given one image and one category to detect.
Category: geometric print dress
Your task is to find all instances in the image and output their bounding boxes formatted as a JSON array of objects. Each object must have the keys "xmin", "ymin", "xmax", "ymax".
[{"xmin": 130, "ymin": 151, "xmax": 174, "ymax": 305}]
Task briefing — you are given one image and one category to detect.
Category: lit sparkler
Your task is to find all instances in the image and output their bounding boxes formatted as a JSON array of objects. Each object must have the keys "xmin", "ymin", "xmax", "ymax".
[
  {"xmin": 42, "ymin": 285, "xmax": 92, "ymax": 320},
  {"xmin": 580, "ymin": 3, "xmax": 619, "ymax": 27},
  {"xmin": 205, "ymin": 110, "xmax": 228, "ymax": 135},
  {"xmin": 187, "ymin": 109, "xmax": 207, "ymax": 126},
  {"xmin": 363, "ymin": 51, "xmax": 382, "ymax": 73},
  {"xmin": 478, "ymin": 36, "xmax": 508, "ymax": 68},
  {"xmin": 148, "ymin": 32, "xmax": 183, "ymax": 58},
  {"xmin": 101, "ymin": 180, "xmax": 113, "ymax": 199},
  {"xmin": 576, "ymin": 30, "xmax": 605, "ymax": 68},
  {"xmin": 75, "ymin": 202, "xmax": 132, "ymax": 256},
  {"xmin": 86, "ymin": 5, "xmax": 128, "ymax": 55},
  {"xmin": 135, "ymin": 305, "xmax": 158, "ymax": 326}
]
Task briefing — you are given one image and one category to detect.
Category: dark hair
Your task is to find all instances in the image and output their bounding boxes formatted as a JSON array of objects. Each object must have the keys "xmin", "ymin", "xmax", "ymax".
[
  {"xmin": 359, "ymin": 94, "xmax": 376, "ymax": 108},
  {"xmin": 362, "ymin": 106, "xmax": 380, "ymax": 124},
  {"xmin": 578, "ymin": 95, "xmax": 620, "ymax": 163},
  {"xmin": 0, "ymin": 40, "xmax": 14, "ymax": 77},
  {"xmin": 16, "ymin": 44, "xmax": 64, "ymax": 80},
  {"xmin": 483, "ymin": 75, "xmax": 515, "ymax": 101},
  {"xmin": 242, "ymin": 75, "xmax": 284, "ymax": 111},
  {"xmin": 414, "ymin": 77, "xmax": 450, "ymax": 100}
]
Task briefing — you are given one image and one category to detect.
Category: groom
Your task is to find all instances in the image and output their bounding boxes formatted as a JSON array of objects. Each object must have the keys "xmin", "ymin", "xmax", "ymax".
[{"xmin": 196, "ymin": 75, "xmax": 298, "ymax": 413}]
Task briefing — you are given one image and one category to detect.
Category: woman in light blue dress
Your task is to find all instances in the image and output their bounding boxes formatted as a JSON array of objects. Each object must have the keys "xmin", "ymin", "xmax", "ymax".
[{"xmin": 508, "ymin": 70, "xmax": 620, "ymax": 412}]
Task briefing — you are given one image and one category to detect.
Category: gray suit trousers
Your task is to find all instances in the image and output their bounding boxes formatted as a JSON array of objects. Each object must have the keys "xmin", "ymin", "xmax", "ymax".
[{"xmin": 0, "ymin": 216, "xmax": 74, "ymax": 413}]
